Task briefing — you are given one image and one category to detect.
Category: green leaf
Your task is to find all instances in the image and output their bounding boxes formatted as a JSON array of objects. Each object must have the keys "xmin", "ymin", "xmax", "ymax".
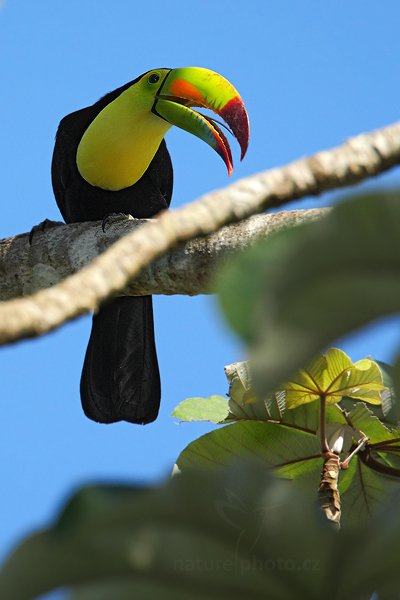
[
  {"xmin": 4, "ymin": 464, "xmax": 400, "ymax": 599},
  {"xmin": 172, "ymin": 359, "xmax": 350, "ymax": 428},
  {"xmin": 340, "ymin": 456, "xmax": 400, "ymax": 526},
  {"xmin": 176, "ymin": 397, "xmax": 400, "ymax": 524},
  {"xmin": 346, "ymin": 403, "xmax": 400, "ymax": 478},
  {"xmin": 0, "ymin": 465, "xmax": 342, "ymax": 600},
  {"xmin": 172, "ymin": 361, "xmax": 399, "ymax": 527},
  {"xmin": 389, "ymin": 354, "xmax": 400, "ymax": 424},
  {"xmin": 0, "ymin": 469, "xmax": 297, "ymax": 600},
  {"xmin": 224, "ymin": 360, "xmax": 351, "ymax": 430},
  {"xmin": 218, "ymin": 192, "xmax": 400, "ymax": 394},
  {"xmin": 172, "ymin": 395, "xmax": 229, "ymax": 423},
  {"xmin": 172, "ymin": 355, "xmax": 384, "ymax": 431},
  {"xmin": 225, "ymin": 360, "xmax": 285, "ymax": 421},
  {"xmin": 329, "ymin": 402, "xmax": 400, "ymax": 522},
  {"xmin": 176, "ymin": 421, "xmax": 322, "ymax": 483},
  {"xmin": 277, "ymin": 349, "xmax": 384, "ymax": 409},
  {"xmin": 345, "ymin": 401, "xmax": 398, "ymax": 444},
  {"xmin": 72, "ymin": 580, "xmax": 217, "ymax": 600},
  {"xmin": 361, "ymin": 360, "xmax": 399, "ymax": 425}
]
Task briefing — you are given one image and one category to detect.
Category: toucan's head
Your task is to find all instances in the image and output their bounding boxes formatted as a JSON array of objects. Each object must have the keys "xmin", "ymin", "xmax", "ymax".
[
  {"xmin": 120, "ymin": 67, "xmax": 249, "ymax": 173},
  {"xmin": 77, "ymin": 67, "xmax": 249, "ymax": 191}
]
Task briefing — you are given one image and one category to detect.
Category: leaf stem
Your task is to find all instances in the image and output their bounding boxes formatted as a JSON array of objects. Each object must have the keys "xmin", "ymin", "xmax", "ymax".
[
  {"xmin": 340, "ymin": 435, "xmax": 368, "ymax": 469},
  {"xmin": 320, "ymin": 396, "xmax": 330, "ymax": 454}
]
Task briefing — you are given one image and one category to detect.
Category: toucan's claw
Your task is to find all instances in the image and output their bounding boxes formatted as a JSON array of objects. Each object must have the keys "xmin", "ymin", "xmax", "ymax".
[{"xmin": 101, "ymin": 212, "xmax": 135, "ymax": 232}]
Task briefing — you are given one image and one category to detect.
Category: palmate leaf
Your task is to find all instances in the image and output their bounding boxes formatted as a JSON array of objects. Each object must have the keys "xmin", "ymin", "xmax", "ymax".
[
  {"xmin": 175, "ymin": 413, "xmax": 400, "ymax": 524},
  {"xmin": 173, "ymin": 359, "xmax": 348, "ymax": 426},
  {"xmin": 175, "ymin": 421, "xmax": 322, "ymax": 482},
  {"xmin": 218, "ymin": 192, "xmax": 400, "ymax": 396},
  {"xmin": 172, "ymin": 395, "xmax": 229, "ymax": 423},
  {"xmin": 173, "ymin": 356, "xmax": 399, "ymax": 521},
  {"xmin": 173, "ymin": 353, "xmax": 384, "ymax": 424},
  {"xmin": 336, "ymin": 360, "xmax": 400, "ymax": 432},
  {"xmin": 174, "ymin": 378, "xmax": 336, "ymax": 485},
  {"xmin": 278, "ymin": 348, "xmax": 384, "ymax": 409},
  {"xmin": 333, "ymin": 402, "xmax": 400, "ymax": 523},
  {"xmin": 175, "ymin": 394, "xmax": 400, "ymax": 525}
]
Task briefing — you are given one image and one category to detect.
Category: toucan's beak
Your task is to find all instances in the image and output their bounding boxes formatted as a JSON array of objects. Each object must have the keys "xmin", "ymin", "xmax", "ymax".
[{"xmin": 153, "ymin": 67, "xmax": 250, "ymax": 175}]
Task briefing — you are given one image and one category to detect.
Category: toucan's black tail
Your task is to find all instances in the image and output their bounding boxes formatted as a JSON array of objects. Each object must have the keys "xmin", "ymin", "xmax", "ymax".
[{"xmin": 80, "ymin": 296, "xmax": 161, "ymax": 424}]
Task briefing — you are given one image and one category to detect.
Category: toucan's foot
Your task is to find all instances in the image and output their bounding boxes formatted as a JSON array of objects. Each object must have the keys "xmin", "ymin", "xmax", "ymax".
[
  {"xmin": 29, "ymin": 219, "xmax": 64, "ymax": 245},
  {"xmin": 101, "ymin": 212, "xmax": 135, "ymax": 232}
]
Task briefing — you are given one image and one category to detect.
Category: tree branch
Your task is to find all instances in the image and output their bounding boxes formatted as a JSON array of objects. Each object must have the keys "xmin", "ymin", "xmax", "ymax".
[
  {"xmin": 3, "ymin": 210, "xmax": 325, "ymax": 300},
  {"xmin": 1, "ymin": 121, "xmax": 400, "ymax": 345}
]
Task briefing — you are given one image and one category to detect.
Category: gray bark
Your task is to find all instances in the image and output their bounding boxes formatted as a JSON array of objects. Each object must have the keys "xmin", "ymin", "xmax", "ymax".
[{"xmin": 1, "ymin": 209, "xmax": 326, "ymax": 300}]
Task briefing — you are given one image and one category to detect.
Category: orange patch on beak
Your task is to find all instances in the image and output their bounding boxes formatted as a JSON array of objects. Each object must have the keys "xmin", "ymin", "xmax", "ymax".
[{"xmin": 168, "ymin": 79, "xmax": 207, "ymax": 105}]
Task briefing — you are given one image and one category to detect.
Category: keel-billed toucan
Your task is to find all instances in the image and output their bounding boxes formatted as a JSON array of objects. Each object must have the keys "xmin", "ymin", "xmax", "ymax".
[{"xmin": 51, "ymin": 67, "xmax": 249, "ymax": 424}]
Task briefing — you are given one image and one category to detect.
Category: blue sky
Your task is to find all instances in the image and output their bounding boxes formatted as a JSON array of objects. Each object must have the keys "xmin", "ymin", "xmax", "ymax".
[{"xmin": 1, "ymin": 0, "xmax": 400, "ymax": 560}]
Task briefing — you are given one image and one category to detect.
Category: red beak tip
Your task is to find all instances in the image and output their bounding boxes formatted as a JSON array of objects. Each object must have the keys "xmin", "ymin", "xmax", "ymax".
[{"xmin": 219, "ymin": 97, "xmax": 250, "ymax": 165}]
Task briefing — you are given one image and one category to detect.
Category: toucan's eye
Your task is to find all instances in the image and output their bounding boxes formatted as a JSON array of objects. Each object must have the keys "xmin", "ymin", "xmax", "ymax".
[{"xmin": 148, "ymin": 73, "xmax": 160, "ymax": 84}]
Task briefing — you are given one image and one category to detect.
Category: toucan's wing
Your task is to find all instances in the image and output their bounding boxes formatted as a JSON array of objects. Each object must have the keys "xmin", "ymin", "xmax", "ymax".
[
  {"xmin": 51, "ymin": 119, "xmax": 69, "ymax": 222},
  {"xmin": 51, "ymin": 108, "xmax": 93, "ymax": 223},
  {"xmin": 159, "ymin": 139, "xmax": 173, "ymax": 208}
]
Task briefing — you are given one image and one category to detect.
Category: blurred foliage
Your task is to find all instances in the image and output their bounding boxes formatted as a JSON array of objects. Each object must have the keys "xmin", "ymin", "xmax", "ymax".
[
  {"xmin": 2, "ymin": 464, "xmax": 400, "ymax": 600},
  {"xmin": 218, "ymin": 192, "xmax": 400, "ymax": 395}
]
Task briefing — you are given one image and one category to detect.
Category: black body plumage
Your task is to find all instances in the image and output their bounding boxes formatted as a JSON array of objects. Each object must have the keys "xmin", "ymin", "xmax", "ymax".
[{"xmin": 51, "ymin": 77, "xmax": 173, "ymax": 424}]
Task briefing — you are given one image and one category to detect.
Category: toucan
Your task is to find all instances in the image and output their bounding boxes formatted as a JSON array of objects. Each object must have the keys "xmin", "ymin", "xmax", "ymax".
[{"xmin": 51, "ymin": 67, "xmax": 249, "ymax": 424}]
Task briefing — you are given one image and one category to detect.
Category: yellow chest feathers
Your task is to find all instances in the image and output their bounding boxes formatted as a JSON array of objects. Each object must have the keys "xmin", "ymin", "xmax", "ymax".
[{"xmin": 76, "ymin": 88, "xmax": 171, "ymax": 191}]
